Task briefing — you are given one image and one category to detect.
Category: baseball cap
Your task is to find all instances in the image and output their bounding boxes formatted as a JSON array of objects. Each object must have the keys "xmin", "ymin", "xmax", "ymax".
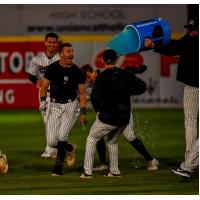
[
  {"xmin": 103, "ymin": 49, "xmax": 118, "ymax": 63},
  {"xmin": 183, "ymin": 18, "xmax": 199, "ymax": 30}
]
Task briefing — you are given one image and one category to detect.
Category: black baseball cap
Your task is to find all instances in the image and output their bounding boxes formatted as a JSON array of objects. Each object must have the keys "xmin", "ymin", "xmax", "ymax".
[
  {"xmin": 184, "ymin": 18, "xmax": 199, "ymax": 30},
  {"xmin": 103, "ymin": 49, "xmax": 118, "ymax": 63}
]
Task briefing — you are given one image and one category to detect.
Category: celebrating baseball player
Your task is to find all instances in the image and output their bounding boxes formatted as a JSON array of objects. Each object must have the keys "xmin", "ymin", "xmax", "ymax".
[
  {"xmin": 144, "ymin": 18, "xmax": 199, "ymax": 178},
  {"xmin": 80, "ymin": 49, "xmax": 157, "ymax": 178},
  {"xmin": 40, "ymin": 42, "xmax": 87, "ymax": 176},
  {"xmin": 81, "ymin": 64, "xmax": 158, "ymax": 172},
  {"xmin": 0, "ymin": 150, "xmax": 8, "ymax": 174},
  {"xmin": 26, "ymin": 32, "xmax": 60, "ymax": 159}
]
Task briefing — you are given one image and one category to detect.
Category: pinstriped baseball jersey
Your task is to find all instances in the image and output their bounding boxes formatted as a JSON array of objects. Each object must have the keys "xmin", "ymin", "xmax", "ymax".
[{"xmin": 26, "ymin": 52, "xmax": 60, "ymax": 80}]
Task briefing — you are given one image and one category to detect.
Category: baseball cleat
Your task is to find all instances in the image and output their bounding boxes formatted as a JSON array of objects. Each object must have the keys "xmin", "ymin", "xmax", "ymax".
[
  {"xmin": 41, "ymin": 151, "xmax": 57, "ymax": 159},
  {"xmin": 80, "ymin": 172, "xmax": 93, "ymax": 179},
  {"xmin": 0, "ymin": 154, "xmax": 8, "ymax": 174},
  {"xmin": 147, "ymin": 158, "xmax": 159, "ymax": 170},
  {"xmin": 66, "ymin": 144, "xmax": 77, "ymax": 167},
  {"xmin": 171, "ymin": 167, "xmax": 191, "ymax": 178},
  {"xmin": 51, "ymin": 165, "xmax": 63, "ymax": 176},
  {"xmin": 104, "ymin": 172, "xmax": 121, "ymax": 178},
  {"xmin": 93, "ymin": 163, "xmax": 109, "ymax": 171}
]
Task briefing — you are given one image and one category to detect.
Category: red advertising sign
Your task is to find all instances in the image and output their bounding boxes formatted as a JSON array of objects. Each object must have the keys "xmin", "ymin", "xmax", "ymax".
[{"xmin": 0, "ymin": 41, "xmax": 44, "ymax": 109}]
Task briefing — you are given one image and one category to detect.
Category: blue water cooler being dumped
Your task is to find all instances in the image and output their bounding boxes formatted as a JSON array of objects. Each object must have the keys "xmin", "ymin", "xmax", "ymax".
[{"xmin": 107, "ymin": 18, "xmax": 171, "ymax": 55}]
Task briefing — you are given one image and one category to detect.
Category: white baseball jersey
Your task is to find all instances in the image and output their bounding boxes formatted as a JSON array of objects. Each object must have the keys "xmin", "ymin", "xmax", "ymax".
[{"xmin": 26, "ymin": 52, "xmax": 60, "ymax": 80}]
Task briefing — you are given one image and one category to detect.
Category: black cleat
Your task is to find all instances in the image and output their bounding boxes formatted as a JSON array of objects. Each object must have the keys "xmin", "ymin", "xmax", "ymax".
[
  {"xmin": 51, "ymin": 165, "xmax": 63, "ymax": 176},
  {"xmin": 171, "ymin": 167, "xmax": 191, "ymax": 178}
]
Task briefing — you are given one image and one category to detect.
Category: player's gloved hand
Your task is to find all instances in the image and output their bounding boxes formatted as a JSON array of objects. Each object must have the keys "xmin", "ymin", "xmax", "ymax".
[{"xmin": 39, "ymin": 97, "xmax": 47, "ymax": 116}]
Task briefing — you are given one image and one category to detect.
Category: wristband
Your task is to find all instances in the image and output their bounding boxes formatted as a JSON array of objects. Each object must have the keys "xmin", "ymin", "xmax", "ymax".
[
  {"xmin": 40, "ymin": 96, "xmax": 47, "ymax": 102},
  {"xmin": 80, "ymin": 107, "xmax": 87, "ymax": 115}
]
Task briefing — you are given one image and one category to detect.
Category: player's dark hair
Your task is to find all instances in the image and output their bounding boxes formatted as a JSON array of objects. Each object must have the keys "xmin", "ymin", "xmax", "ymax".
[
  {"xmin": 103, "ymin": 49, "xmax": 118, "ymax": 64},
  {"xmin": 80, "ymin": 64, "xmax": 94, "ymax": 77},
  {"xmin": 59, "ymin": 43, "xmax": 72, "ymax": 53},
  {"xmin": 45, "ymin": 32, "xmax": 59, "ymax": 41}
]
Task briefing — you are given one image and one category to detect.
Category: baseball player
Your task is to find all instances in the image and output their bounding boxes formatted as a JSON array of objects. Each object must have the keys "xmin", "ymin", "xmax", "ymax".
[
  {"xmin": 0, "ymin": 150, "xmax": 8, "ymax": 174},
  {"xmin": 145, "ymin": 18, "xmax": 199, "ymax": 176},
  {"xmin": 81, "ymin": 64, "xmax": 158, "ymax": 171},
  {"xmin": 80, "ymin": 49, "xmax": 156, "ymax": 178},
  {"xmin": 39, "ymin": 42, "xmax": 87, "ymax": 176},
  {"xmin": 26, "ymin": 32, "xmax": 60, "ymax": 159}
]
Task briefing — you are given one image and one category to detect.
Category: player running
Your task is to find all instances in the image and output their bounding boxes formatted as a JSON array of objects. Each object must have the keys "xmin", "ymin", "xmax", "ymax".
[{"xmin": 40, "ymin": 43, "xmax": 87, "ymax": 176}]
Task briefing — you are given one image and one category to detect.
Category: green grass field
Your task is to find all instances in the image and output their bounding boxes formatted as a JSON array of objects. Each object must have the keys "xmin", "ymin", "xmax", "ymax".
[{"xmin": 0, "ymin": 109, "xmax": 198, "ymax": 195}]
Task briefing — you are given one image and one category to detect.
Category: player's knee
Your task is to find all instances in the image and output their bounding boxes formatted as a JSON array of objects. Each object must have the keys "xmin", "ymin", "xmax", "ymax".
[
  {"xmin": 86, "ymin": 136, "xmax": 99, "ymax": 145},
  {"xmin": 107, "ymin": 139, "xmax": 118, "ymax": 145}
]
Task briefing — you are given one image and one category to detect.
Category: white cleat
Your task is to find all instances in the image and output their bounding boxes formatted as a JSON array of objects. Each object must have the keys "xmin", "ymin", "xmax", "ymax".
[
  {"xmin": 104, "ymin": 172, "xmax": 121, "ymax": 178},
  {"xmin": 80, "ymin": 173, "xmax": 93, "ymax": 179},
  {"xmin": 147, "ymin": 158, "xmax": 159, "ymax": 170},
  {"xmin": 41, "ymin": 151, "xmax": 57, "ymax": 159}
]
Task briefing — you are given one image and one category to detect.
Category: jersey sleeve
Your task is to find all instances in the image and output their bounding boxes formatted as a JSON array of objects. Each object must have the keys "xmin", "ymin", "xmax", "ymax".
[
  {"xmin": 90, "ymin": 76, "xmax": 102, "ymax": 112},
  {"xmin": 128, "ymin": 71, "xmax": 146, "ymax": 95},
  {"xmin": 44, "ymin": 64, "xmax": 53, "ymax": 81},
  {"xmin": 77, "ymin": 68, "xmax": 86, "ymax": 84},
  {"xmin": 25, "ymin": 57, "xmax": 38, "ymax": 76}
]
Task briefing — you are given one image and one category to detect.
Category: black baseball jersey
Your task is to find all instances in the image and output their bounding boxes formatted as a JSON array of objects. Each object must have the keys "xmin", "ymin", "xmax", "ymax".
[
  {"xmin": 44, "ymin": 61, "xmax": 85, "ymax": 101},
  {"xmin": 154, "ymin": 33, "xmax": 199, "ymax": 87},
  {"xmin": 91, "ymin": 67, "xmax": 146, "ymax": 127}
]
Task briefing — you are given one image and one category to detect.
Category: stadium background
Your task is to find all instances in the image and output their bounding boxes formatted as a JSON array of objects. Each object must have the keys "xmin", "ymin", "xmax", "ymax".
[{"xmin": 0, "ymin": 4, "xmax": 197, "ymax": 109}]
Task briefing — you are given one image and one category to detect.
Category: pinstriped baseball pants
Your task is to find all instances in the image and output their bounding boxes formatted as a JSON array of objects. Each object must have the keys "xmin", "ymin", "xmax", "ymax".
[
  {"xmin": 84, "ymin": 114, "xmax": 124, "ymax": 175},
  {"xmin": 180, "ymin": 138, "xmax": 199, "ymax": 172},
  {"xmin": 122, "ymin": 112, "xmax": 137, "ymax": 142},
  {"xmin": 46, "ymin": 100, "xmax": 79, "ymax": 147},
  {"xmin": 183, "ymin": 85, "xmax": 199, "ymax": 167}
]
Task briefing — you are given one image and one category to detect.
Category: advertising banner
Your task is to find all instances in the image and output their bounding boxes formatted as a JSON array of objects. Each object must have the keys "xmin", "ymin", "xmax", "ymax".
[{"xmin": 0, "ymin": 37, "xmax": 184, "ymax": 109}]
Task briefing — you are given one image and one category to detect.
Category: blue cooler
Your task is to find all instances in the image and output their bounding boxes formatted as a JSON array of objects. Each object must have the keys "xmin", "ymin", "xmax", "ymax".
[{"xmin": 107, "ymin": 18, "xmax": 171, "ymax": 55}]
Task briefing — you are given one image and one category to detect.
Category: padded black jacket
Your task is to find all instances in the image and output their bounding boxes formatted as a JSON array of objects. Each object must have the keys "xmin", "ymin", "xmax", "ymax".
[
  {"xmin": 154, "ymin": 33, "xmax": 199, "ymax": 87},
  {"xmin": 91, "ymin": 67, "xmax": 146, "ymax": 127}
]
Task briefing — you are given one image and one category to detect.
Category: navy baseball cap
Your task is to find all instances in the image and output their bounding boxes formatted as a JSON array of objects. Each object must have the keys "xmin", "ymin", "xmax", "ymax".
[
  {"xmin": 184, "ymin": 18, "xmax": 199, "ymax": 30},
  {"xmin": 103, "ymin": 49, "xmax": 118, "ymax": 63}
]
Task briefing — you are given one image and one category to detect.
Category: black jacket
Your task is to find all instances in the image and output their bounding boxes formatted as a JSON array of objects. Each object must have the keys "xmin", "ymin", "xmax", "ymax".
[
  {"xmin": 91, "ymin": 67, "xmax": 146, "ymax": 127},
  {"xmin": 154, "ymin": 33, "xmax": 199, "ymax": 87}
]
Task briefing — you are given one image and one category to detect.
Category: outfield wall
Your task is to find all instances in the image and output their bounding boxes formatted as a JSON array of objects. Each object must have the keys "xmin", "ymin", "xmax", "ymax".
[{"xmin": 0, "ymin": 5, "xmax": 187, "ymax": 109}]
